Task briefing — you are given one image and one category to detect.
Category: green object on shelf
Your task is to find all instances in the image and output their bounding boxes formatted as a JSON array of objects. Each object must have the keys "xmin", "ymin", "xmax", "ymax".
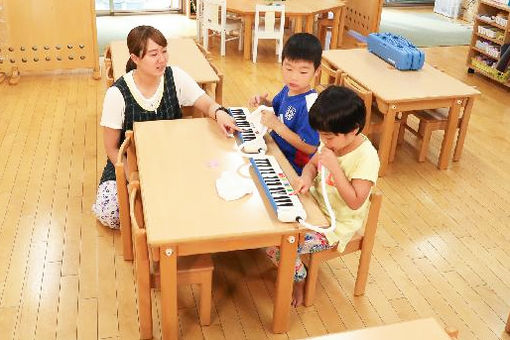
[{"xmin": 471, "ymin": 58, "xmax": 510, "ymax": 82}]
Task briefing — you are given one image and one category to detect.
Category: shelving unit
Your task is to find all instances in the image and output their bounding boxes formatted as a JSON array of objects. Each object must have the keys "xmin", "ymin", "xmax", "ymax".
[{"xmin": 466, "ymin": 0, "xmax": 510, "ymax": 86}]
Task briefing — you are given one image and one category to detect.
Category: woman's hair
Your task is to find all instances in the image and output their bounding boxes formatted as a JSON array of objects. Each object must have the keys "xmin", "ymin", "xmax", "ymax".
[
  {"xmin": 125, "ymin": 25, "xmax": 167, "ymax": 72},
  {"xmin": 309, "ymin": 85, "xmax": 366, "ymax": 134}
]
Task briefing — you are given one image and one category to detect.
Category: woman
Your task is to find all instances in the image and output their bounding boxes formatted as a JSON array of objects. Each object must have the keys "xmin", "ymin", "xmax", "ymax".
[{"xmin": 93, "ymin": 25, "xmax": 237, "ymax": 229}]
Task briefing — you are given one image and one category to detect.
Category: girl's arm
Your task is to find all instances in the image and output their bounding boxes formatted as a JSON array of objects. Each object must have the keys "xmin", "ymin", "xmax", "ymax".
[
  {"xmin": 297, "ymin": 153, "xmax": 319, "ymax": 193},
  {"xmin": 318, "ymin": 147, "xmax": 373, "ymax": 210}
]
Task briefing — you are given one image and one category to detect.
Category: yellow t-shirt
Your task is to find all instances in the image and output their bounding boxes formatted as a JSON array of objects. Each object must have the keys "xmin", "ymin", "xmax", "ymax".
[{"xmin": 310, "ymin": 135, "xmax": 380, "ymax": 252}]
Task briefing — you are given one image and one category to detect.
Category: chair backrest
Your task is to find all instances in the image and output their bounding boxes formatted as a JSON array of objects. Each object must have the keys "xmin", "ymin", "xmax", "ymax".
[
  {"xmin": 115, "ymin": 132, "xmax": 135, "ymax": 260},
  {"xmin": 254, "ymin": 4, "xmax": 285, "ymax": 38},
  {"xmin": 362, "ymin": 190, "xmax": 382, "ymax": 246},
  {"xmin": 341, "ymin": 74, "xmax": 373, "ymax": 135},
  {"xmin": 314, "ymin": 59, "xmax": 341, "ymax": 93},
  {"xmin": 345, "ymin": 0, "xmax": 384, "ymax": 36},
  {"xmin": 202, "ymin": 0, "xmax": 227, "ymax": 32}
]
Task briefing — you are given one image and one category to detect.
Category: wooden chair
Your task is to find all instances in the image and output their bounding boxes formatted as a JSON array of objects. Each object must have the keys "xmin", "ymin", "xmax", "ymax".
[
  {"xmin": 398, "ymin": 107, "xmax": 465, "ymax": 163},
  {"xmin": 115, "ymin": 130, "xmax": 138, "ymax": 261},
  {"xmin": 252, "ymin": 4, "xmax": 286, "ymax": 63},
  {"xmin": 317, "ymin": 9, "xmax": 346, "ymax": 49},
  {"xmin": 313, "ymin": 59, "xmax": 342, "ymax": 93},
  {"xmin": 104, "ymin": 45, "xmax": 114, "ymax": 87},
  {"xmin": 341, "ymin": 74, "xmax": 400, "ymax": 162},
  {"xmin": 129, "ymin": 181, "xmax": 214, "ymax": 339},
  {"xmin": 202, "ymin": 0, "xmax": 243, "ymax": 56},
  {"xmin": 303, "ymin": 191, "xmax": 382, "ymax": 306}
]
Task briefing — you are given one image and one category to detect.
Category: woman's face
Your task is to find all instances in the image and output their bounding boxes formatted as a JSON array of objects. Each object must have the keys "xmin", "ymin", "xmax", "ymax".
[{"xmin": 132, "ymin": 38, "xmax": 168, "ymax": 77}]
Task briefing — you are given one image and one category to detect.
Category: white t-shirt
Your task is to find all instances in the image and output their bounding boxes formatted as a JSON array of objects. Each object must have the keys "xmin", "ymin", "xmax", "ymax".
[{"xmin": 100, "ymin": 66, "xmax": 205, "ymax": 129}]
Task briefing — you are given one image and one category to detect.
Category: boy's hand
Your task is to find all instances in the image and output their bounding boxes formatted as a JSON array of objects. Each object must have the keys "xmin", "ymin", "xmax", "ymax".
[
  {"xmin": 296, "ymin": 175, "xmax": 313, "ymax": 194},
  {"xmin": 249, "ymin": 93, "xmax": 269, "ymax": 107},
  {"xmin": 260, "ymin": 110, "xmax": 281, "ymax": 130},
  {"xmin": 317, "ymin": 147, "xmax": 338, "ymax": 172}
]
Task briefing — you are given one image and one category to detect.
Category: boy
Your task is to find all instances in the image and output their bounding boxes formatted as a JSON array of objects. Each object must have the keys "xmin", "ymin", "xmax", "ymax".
[
  {"xmin": 265, "ymin": 86, "xmax": 380, "ymax": 306},
  {"xmin": 249, "ymin": 33, "xmax": 322, "ymax": 175}
]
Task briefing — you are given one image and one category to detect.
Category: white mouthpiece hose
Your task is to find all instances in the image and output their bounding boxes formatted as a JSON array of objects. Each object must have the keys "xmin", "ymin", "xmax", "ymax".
[{"xmin": 297, "ymin": 164, "xmax": 336, "ymax": 234}]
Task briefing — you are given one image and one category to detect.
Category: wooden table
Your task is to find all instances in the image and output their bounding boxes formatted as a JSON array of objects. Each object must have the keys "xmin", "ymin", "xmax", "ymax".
[
  {"xmin": 105, "ymin": 38, "xmax": 222, "ymax": 103},
  {"xmin": 134, "ymin": 118, "xmax": 328, "ymax": 340},
  {"xmin": 307, "ymin": 318, "xmax": 454, "ymax": 339},
  {"xmin": 322, "ymin": 49, "xmax": 480, "ymax": 176},
  {"xmin": 226, "ymin": 0, "xmax": 346, "ymax": 59}
]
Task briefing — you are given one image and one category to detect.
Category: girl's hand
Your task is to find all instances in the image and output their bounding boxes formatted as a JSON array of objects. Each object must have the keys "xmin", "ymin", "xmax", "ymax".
[
  {"xmin": 296, "ymin": 175, "xmax": 313, "ymax": 194},
  {"xmin": 249, "ymin": 93, "xmax": 269, "ymax": 107},
  {"xmin": 260, "ymin": 110, "xmax": 281, "ymax": 131},
  {"xmin": 216, "ymin": 110, "xmax": 240, "ymax": 136},
  {"xmin": 317, "ymin": 147, "xmax": 338, "ymax": 172}
]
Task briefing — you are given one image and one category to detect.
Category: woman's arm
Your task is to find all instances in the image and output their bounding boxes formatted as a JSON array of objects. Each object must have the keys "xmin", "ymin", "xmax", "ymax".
[
  {"xmin": 193, "ymin": 94, "xmax": 239, "ymax": 135},
  {"xmin": 103, "ymin": 127, "xmax": 122, "ymax": 165}
]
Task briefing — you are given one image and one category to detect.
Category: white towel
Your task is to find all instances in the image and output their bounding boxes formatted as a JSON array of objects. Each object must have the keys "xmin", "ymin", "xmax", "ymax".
[{"xmin": 215, "ymin": 171, "xmax": 254, "ymax": 201}]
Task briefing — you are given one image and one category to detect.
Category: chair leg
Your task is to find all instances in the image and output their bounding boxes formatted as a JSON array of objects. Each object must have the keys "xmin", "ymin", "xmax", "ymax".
[
  {"xmin": 304, "ymin": 254, "xmax": 321, "ymax": 306},
  {"xmin": 199, "ymin": 270, "xmax": 213, "ymax": 326},
  {"xmin": 203, "ymin": 28, "xmax": 208, "ymax": 51},
  {"xmin": 418, "ymin": 125, "xmax": 433, "ymax": 163},
  {"xmin": 220, "ymin": 31, "xmax": 226, "ymax": 56},
  {"xmin": 398, "ymin": 112, "xmax": 410, "ymax": 145},
  {"xmin": 135, "ymin": 254, "xmax": 153, "ymax": 338},
  {"xmin": 252, "ymin": 37, "xmax": 258, "ymax": 63},
  {"xmin": 238, "ymin": 26, "xmax": 243, "ymax": 51},
  {"xmin": 354, "ymin": 247, "xmax": 373, "ymax": 296}
]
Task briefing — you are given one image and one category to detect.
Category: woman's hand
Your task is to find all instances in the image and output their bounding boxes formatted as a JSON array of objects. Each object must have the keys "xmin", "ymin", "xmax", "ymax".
[
  {"xmin": 260, "ymin": 110, "xmax": 281, "ymax": 131},
  {"xmin": 216, "ymin": 110, "xmax": 240, "ymax": 136}
]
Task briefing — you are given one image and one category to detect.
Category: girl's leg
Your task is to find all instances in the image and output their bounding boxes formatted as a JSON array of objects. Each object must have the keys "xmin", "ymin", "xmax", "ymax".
[{"xmin": 92, "ymin": 180, "xmax": 120, "ymax": 229}]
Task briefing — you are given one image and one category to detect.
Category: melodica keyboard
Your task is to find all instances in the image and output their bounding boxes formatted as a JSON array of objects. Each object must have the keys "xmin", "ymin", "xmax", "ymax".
[
  {"xmin": 250, "ymin": 155, "xmax": 307, "ymax": 223},
  {"xmin": 228, "ymin": 107, "xmax": 267, "ymax": 153}
]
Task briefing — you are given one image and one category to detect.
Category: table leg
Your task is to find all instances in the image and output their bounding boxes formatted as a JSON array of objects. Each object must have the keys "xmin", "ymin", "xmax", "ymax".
[
  {"xmin": 438, "ymin": 99, "xmax": 462, "ymax": 170},
  {"xmin": 453, "ymin": 96, "xmax": 474, "ymax": 161},
  {"xmin": 160, "ymin": 247, "xmax": 178, "ymax": 340},
  {"xmin": 272, "ymin": 232, "xmax": 299, "ymax": 333},
  {"xmin": 243, "ymin": 15, "xmax": 253, "ymax": 60},
  {"xmin": 377, "ymin": 105, "xmax": 397, "ymax": 176},
  {"xmin": 330, "ymin": 7, "xmax": 341, "ymax": 49}
]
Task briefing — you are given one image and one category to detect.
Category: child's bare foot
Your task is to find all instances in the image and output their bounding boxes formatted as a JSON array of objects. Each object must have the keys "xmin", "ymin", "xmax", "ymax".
[{"xmin": 292, "ymin": 280, "xmax": 305, "ymax": 307}]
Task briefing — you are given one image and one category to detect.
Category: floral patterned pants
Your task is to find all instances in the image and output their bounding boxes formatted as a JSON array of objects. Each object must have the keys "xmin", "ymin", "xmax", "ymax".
[
  {"xmin": 265, "ymin": 231, "xmax": 333, "ymax": 282},
  {"xmin": 92, "ymin": 180, "xmax": 120, "ymax": 229}
]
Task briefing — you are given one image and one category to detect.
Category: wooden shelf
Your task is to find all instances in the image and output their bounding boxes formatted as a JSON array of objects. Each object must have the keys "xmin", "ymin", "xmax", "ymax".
[
  {"xmin": 472, "ymin": 46, "xmax": 500, "ymax": 60},
  {"xmin": 468, "ymin": 0, "xmax": 510, "ymax": 85},
  {"xmin": 481, "ymin": 0, "xmax": 510, "ymax": 13},
  {"xmin": 476, "ymin": 17, "xmax": 507, "ymax": 31},
  {"xmin": 468, "ymin": 62, "xmax": 510, "ymax": 86},
  {"xmin": 475, "ymin": 32, "xmax": 505, "ymax": 45}
]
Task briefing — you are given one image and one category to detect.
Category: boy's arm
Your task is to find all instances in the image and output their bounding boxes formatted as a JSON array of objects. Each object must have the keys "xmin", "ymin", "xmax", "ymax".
[{"xmin": 272, "ymin": 122, "xmax": 318, "ymax": 155}]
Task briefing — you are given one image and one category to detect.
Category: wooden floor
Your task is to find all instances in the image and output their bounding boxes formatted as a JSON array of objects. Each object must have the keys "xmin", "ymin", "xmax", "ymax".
[{"xmin": 0, "ymin": 35, "xmax": 509, "ymax": 340}]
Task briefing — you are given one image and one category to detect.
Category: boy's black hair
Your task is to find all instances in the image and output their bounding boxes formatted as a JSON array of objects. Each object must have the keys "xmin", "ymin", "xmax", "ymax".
[
  {"xmin": 281, "ymin": 33, "xmax": 322, "ymax": 69},
  {"xmin": 309, "ymin": 85, "xmax": 366, "ymax": 134}
]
